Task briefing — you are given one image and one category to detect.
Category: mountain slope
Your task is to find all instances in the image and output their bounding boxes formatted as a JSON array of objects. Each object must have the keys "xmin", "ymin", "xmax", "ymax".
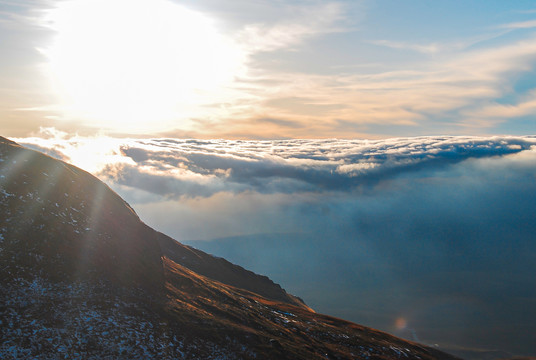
[
  {"xmin": 0, "ymin": 136, "xmax": 300, "ymax": 305},
  {"xmin": 0, "ymin": 136, "xmax": 458, "ymax": 359},
  {"xmin": 157, "ymin": 231, "xmax": 309, "ymax": 308},
  {"xmin": 0, "ymin": 136, "xmax": 163, "ymax": 290}
]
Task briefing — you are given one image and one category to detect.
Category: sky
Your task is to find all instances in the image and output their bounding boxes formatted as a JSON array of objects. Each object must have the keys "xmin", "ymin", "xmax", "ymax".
[
  {"xmin": 2, "ymin": 0, "xmax": 536, "ymax": 357},
  {"xmin": 1, "ymin": 0, "xmax": 536, "ymax": 138}
]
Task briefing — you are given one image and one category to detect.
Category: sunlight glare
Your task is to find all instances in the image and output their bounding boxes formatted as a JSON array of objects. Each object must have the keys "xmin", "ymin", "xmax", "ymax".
[{"xmin": 43, "ymin": 0, "xmax": 244, "ymax": 132}]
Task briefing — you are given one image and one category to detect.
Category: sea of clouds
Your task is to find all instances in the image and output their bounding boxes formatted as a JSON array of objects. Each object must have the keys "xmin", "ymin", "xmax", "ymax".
[{"xmin": 17, "ymin": 132, "xmax": 536, "ymax": 355}]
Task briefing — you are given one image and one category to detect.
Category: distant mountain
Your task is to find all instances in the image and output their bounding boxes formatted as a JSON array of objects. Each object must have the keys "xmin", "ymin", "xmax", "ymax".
[{"xmin": 0, "ymin": 136, "xmax": 458, "ymax": 359}]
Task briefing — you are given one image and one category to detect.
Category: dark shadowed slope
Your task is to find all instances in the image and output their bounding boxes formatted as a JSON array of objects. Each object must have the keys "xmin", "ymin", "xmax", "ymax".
[
  {"xmin": 0, "ymin": 136, "xmax": 163, "ymax": 290},
  {"xmin": 0, "ymin": 136, "xmax": 458, "ymax": 359}
]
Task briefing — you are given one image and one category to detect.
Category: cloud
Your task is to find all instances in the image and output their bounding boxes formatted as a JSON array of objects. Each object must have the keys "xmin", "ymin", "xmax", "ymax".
[
  {"xmin": 463, "ymin": 89, "xmax": 536, "ymax": 120},
  {"xmin": 255, "ymin": 117, "xmax": 304, "ymax": 129},
  {"xmin": 500, "ymin": 19, "xmax": 536, "ymax": 29},
  {"xmin": 215, "ymin": 33, "xmax": 536, "ymax": 138},
  {"xmin": 236, "ymin": 2, "xmax": 347, "ymax": 53},
  {"xmin": 106, "ymin": 136, "xmax": 536, "ymax": 198},
  {"xmin": 370, "ymin": 39, "xmax": 441, "ymax": 54},
  {"xmin": 368, "ymin": 31, "xmax": 510, "ymax": 55},
  {"xmin": 17, "ymin": 134, "xmax": 536, "ymax": 200},
  {"xmin": 0, "ymin": 0, "xmax": 52, "ymax": 28}
]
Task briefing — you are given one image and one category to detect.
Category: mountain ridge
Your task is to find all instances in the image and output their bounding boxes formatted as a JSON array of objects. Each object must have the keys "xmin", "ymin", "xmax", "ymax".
[{"xmin": 0, "ymin": 135, "xmax": 458, "ymax": 359}]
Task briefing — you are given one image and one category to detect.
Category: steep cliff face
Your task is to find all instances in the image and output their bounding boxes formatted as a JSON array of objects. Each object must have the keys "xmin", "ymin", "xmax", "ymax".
[{"xmin": 0, "ymin": 136, "xmax": 458, "ymax": 359}]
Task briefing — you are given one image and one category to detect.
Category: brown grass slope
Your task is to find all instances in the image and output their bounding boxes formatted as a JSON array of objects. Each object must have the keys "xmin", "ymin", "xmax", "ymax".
[
  {"xmin": 0, "ymin": 136, "xmax": 458, "ymax": 359},
  {"xmin": 157, "ymin": 231, "xmax": 309, "ymax": 309}
]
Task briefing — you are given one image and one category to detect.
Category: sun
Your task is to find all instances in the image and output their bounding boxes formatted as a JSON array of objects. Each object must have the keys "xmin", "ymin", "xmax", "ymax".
[{"xmin": 43, "ymin": 0, "xmax": 244, "ymax": 133}]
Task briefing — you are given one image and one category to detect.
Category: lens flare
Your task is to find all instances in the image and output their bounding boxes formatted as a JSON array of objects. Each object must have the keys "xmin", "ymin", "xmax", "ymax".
[{"xmin": 395, "ymin": 317, "xmax": 407, "ymax": 330}]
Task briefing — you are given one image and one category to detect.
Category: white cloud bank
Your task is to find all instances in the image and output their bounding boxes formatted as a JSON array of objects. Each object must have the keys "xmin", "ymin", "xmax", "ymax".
[{"xmin": 17, "ymin": 133, "xmax": 536, "ymax": 199}]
